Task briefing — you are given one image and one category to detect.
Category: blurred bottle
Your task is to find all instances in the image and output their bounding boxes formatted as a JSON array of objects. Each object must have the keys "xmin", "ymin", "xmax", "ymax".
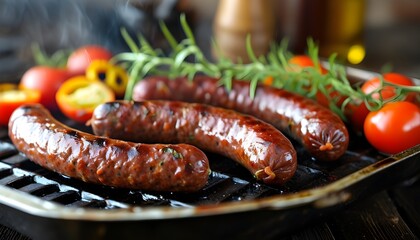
[
  {"xmin": 212, "ymin": 0, "xmax": 275, "ymax": 63},
  {"xmin": 320, "ymin": 0, "xmax": 366, "ymax": 64},
  {"xmin": 274, "ymin": 0, "xmax": 366, "ymax": 64}
]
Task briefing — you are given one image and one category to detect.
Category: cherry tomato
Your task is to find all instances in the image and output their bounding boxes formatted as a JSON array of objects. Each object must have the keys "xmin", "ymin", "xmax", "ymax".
[
  {"xmin": 289, "ymin": 55, "xmax": 332, "ymax": 108},
  {"xmin": 361, "ymin": 72, "xmax": 415, "ymax": 101},
  {"xmin": 56, "ymin": 76, "xmax": 115, "ymax": 123},
  {"xmin": 67, "ymin": 45, "xmax": 113, "ymax": 76},
  {"xmin": 262, "ymin": 76, "xmax": 274, "ymax": 86},
  {"xmin": 19, "ymin": 66, "xmax": 71, "ymax": 110},
  {"xmin": 349, "ymin": 72, "xmax": 416, "ymax": 133},
  {"xmin": 364, "ymin": 101, "xmax": 420, "ymax": 154},
  {"xmin": 0, "ymin": 84, "xmax": 41, "ymax": 126},
  {"xmin": 345, "ymin": 102, "xmax": 370, "ymax": 134},
  {"xmin": 288, "ymin": 55, "xmax": 328, "ymax": 74}
]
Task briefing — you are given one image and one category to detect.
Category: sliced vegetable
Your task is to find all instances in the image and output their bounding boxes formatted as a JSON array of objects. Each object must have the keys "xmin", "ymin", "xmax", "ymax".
[
  {"xmin": 364, "ymin": 101, "xmax": 420, "ymax": 154},
  {"xmin": 19, "ymin": 66, "xmax": 71, "ymax": 110},
  {"xmin": 86, "ymin": 60, "xmax": 129, "ymax": 97},
  {"xmin": 56, "ymin": 76, "xmax": 115, "ymax": 123},
  {"xmin": 0, "ymin": 84, "xmax": 41, "ymax": 126},
  {"xmin": 67, "ymin": 45, "xmax": 113, "ymax": 76}
]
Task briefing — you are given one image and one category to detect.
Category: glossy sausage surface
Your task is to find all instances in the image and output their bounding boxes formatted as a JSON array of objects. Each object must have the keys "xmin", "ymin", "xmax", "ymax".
[
  {"xmin": 91, "ymin": 100, "xmax": 297, "ymax": 185},
  {"xmin": 133, "ymin": 76, "xmax": 349, "ymax": 161},
  {"xmin": 8, "ymin": 104, "xmax": 210, "ymax": 192}
]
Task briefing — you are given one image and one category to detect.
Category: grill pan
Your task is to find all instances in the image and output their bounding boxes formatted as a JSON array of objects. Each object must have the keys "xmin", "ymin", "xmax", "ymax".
[{"xmin": 0, "ymin": 67, "xmax": 419, "ymax": 240}]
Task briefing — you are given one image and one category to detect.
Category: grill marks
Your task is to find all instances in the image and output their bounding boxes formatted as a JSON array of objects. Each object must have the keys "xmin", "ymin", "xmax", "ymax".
[
  {"xmin": 0, "ymin": 125, "xmax": 384, "ymax": 210},
  {"xmin": 0, "ymin": 104, "xmax": 358, "ymax": 209},
  {"xmin": 0, "ymin": 138, "xmax": 283, "ymax": 208}
]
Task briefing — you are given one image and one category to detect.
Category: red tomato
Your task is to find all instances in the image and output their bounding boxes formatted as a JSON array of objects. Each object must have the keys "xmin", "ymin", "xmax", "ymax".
[
  {"xmin": 288, "ymin": 55, "xmax": 328, "ymax": 74},
  {"xmin": 350, "ymin": 72, "xmax": 416, "ymax": 133},
  {"xmin": 361, "ymin": 72, "xmax": 415, "ymax": 101},
  {"xmin": 289, "ymin": 55, "xmax": 331, "ymax": 107},
  {"xmin": 67, "ymin": 45, "xmax": 113, "ymax": 76},
  {"xmin": 364, "ymin": 101, "xmax": 420, "ymax": 154},
  {"xmin": 19, "ymin": 66, "xmax": 71, "ymax": 110},
  {"xmin": 346, "ymin": 102, "xmax": 370, "ymax": 134}
]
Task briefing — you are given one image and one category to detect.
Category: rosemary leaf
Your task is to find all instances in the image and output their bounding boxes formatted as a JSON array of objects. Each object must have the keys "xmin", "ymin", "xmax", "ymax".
[
  {"xmin": 174, "ymin": 48, "xmax": 193, "ymax": 67},
  {"xmin": 180, "ymin": 13, "xmax": 196, "ymax": 45},
  {"xmin": 139, "ymin": 36, "xmax": 158, "ymax": 57},
  {"xmin": 124, "ymin": 60, "xmax": 146, "ymax": 100},
  {"xmin": 121, "ymin": 28, "xmax": 139, "ymax": 53},
  {"xmin": 246, "ymin": 35, "xmax": 259, "ymax": 63},
  {"xmin": 249, "ymin": 75, "xmax": 260, "ymax": 99},
  {"xmin": 159, "ymin": 21, "xmax": 179, "ymax": 51}
]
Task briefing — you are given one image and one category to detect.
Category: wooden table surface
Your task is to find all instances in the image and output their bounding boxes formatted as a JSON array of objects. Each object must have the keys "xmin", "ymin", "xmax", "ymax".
[{"xmin": 1, "ymin": 176, "xmax": 419, "ymax": 240}]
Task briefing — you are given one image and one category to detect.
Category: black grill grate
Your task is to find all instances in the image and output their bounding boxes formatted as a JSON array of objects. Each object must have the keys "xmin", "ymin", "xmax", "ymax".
[
  {"xmin": 0, "ymin": 134, "xmax": 283, "ymax": 209},
  {"xmin": 0, "ymin": 123, "xmax": 381, "ymax": 210}
]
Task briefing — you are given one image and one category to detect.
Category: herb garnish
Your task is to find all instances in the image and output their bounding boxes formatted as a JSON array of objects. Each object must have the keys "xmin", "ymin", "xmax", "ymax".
[
  {"xmin": 162, "ymin": 147, "xmax": 183, "ymax": 159},
  {"xmin": 113, "ymin": 14, "xmax": 420, "ymax": 121}
]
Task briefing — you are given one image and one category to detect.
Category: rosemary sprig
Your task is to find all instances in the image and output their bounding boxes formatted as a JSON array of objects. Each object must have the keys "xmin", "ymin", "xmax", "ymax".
[{"xmin": 114, "ymin": 14, "xmax": 420, "ymax": 120}]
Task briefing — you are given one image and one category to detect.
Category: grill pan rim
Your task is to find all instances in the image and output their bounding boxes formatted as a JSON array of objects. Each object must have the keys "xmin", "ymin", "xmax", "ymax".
[{"xmin": 0, "ymin": 144, "xmax": 418, "ymax": 222}]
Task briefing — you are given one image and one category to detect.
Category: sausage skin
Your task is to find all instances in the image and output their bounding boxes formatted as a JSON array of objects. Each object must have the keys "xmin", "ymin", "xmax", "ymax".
[
  {"xmin": 91, "ymin": 100, "xmax": 297, "ymax": 185},
  {"xmin": 8, "ymin": 104, "xmax": 210, "ymax": 192},
  {"xmin": 133, "ymin": 76, "xmax": 349, "ymax": 161}
]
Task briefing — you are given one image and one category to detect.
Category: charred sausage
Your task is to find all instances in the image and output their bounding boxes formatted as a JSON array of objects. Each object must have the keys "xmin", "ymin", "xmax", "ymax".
[
  {"xmin": 132, "ymin": 76, "xmax": 349, "ymax": 161},
  {"xmin": 91, "ymin": 100, "xmax": 297, "ymax": 185},
  {"xmin": 8, "ymin": 104, "xmax": 210, "ymax": 192}
]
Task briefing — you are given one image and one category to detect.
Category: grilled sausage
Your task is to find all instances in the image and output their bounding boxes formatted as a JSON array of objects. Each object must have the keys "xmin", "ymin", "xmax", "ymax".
[
  {"xmin": 132, "ymin": 76, "xmax": 349, "ymax": 161},
  {"xmin": 8, "ymin": 104, "xmax": 210, "ymax": 192},
  {"xmin": 91, "ymin": 100, "xmax": 297, "ymax": 185}
]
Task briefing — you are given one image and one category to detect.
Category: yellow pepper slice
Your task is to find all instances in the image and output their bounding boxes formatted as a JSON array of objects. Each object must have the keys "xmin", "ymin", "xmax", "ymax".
[
  {"xmin": 86, "ymin": 60, "xmax": 128, "ymax": 97},
  {"xmin": 56, "ymin": 76, "xmax": 115, "ymax": 123}
]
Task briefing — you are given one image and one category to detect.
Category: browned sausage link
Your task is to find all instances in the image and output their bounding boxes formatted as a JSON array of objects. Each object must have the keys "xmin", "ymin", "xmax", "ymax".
[
  {"xmin": 133, "ymin": 76, "xmax": 349, "ymax": 161},
  {"xmin": 91, "ymin": 100, "xmax": 297, "ymax": 185},
  {"xmin": 8, "ymin": 104, "xmax": 210, "ymax": 192}
]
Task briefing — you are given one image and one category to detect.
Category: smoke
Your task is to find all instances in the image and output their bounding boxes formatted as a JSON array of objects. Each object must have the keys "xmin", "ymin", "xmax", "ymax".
[{"xmin": 0, "ymin": 0, "xmax": 181, "ymax": 81}]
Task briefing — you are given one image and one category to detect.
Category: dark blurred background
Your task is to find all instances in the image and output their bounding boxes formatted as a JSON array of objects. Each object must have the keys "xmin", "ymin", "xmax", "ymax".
[{"xmin": 0, "ymin": 0, "xmax": 419, "ymax": 82}]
